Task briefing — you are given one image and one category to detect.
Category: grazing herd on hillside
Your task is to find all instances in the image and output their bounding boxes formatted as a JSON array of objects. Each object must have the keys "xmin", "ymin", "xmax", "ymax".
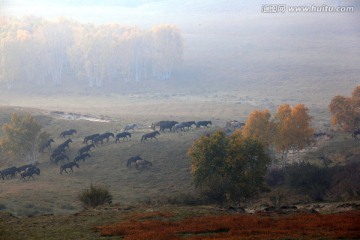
[{"xmin": 1, "ymin": 119, "xmax": 240, "ymax": 182}]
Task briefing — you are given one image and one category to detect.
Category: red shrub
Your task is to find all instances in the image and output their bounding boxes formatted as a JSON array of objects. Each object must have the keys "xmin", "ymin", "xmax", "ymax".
[{"xmin": 95, "ymin": 211, "xmax": 360, "ymax": 239}]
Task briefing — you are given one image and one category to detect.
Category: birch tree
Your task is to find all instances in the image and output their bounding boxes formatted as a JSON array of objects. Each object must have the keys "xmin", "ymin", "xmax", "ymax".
[
  {"xmin": 274, "ymin": 104, "xmax": 314, "ymax": 165},
  {"xmin": 41, "ymin": 18, "xmax": 73, "ymax": 85},
  {"xmin": 0, "ymin": 32, "xmax": 26, "ymax": 90},
  {"xmin": 151, "ymin": 24, "xmax": 183, "ymax": 80}
]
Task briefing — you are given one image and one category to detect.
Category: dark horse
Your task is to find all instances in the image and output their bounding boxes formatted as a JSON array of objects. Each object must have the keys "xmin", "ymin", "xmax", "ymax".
[
  {"xmin": 135, "ymin": 159, "xmax": 153, "ymax": 169},
  {"xmin": 78, "ymin": 144, "xmax": 95, "ymax": 155},
  {"xmin": 101, "ymin": 132, "xmax": 115, "ymax": 142},
  {"xmin": 94, "ymin": 132, "xmax": 114, "ymax": 145},
  {"xmin": 60, "ymin": 162, "xmax": 79, "ymax": 174},
  {"xmin": 141, "ymin": 131, "xmax": 160, "ymax": 142},
  {"xmin": 196, "ymin": 121, "xmax": 212, "ymax": 128},
  {"xmin": 115, "ymin": 132, "xmax": 131, "ymax": 142},
  {"xmin": 1, "ymin": 167, "xmax": 18, "ymax": 180},
  {"xmin": 54, "ymin": 154, "xmax": 69, "ymax": 165},
  {"xmin": 352, "ymin": 129, "xmax": 360, "ymax": 139},
  {"xmin": 60, "ymin": 129, "xmax": 77, "ymax": 138},
  {"xmin": 57, "ymin": 139, "xmax": 73, "ymax": 150},
  {"xmin": 159, "ymin": 121, "xmax": 178, "ymax": 132},
  {"xmin": 74, "ymin": 153, "xmax": 91, "ymax": 162},
  {"xmin": 83, "ymin": 133, "xmax": 100, "ymax": 144},
  {"xmin": 39, "ymin": 138, "xmax": 54, "ymax": 153},
  {"xmin": 126, "ymin": 155, "xmax": 143, "ymax": 167},
  {"xmin": 20, "ymin": 167, "xmax": 40, "ymax": 181},
  {"xmin": 151, "ymin": 121, "xmax": 167, "ymax": 130}
]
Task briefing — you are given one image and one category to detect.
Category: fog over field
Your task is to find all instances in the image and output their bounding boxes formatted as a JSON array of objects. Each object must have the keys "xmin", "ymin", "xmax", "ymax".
[
  {"xmin": 1, "ymin": 1, "xmax": 360, "ymax": 225},
  {"xmin": 0, "ymin": 0, "xmax": 359, "ymax": 109}
]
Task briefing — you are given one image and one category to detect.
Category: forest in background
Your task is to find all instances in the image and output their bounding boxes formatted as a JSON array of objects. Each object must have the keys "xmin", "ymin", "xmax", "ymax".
[
  {"xmin": 0, "ymin": 1, "xmax": 359, "ymax": 108},
  {"xmin": 0, "ymin": 16, "xmax": 183, "ymax": 89}
]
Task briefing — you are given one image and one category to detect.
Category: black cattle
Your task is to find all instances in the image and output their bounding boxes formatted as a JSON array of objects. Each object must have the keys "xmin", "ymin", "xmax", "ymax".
[
  {"xmin": 60, "ymin": 129, "xmax": 77, "ymax": 138},
  {"xmin": 196, "ymin": 121, "xmax": 212, "ymax": 128},
  {"xmin": 74, "ymin": 153, "xmax": 91, "ymax": 162},
  {"xmin": 83, "ymin": 133, "xmax": 100, "ymax": 144},
  {"xmin": 115, "ymin": 132, "xmax": 131, "ymax": 142},
  {"xmin": 60, "ymin": 162, "xmax": 79, "ymax": 175}
]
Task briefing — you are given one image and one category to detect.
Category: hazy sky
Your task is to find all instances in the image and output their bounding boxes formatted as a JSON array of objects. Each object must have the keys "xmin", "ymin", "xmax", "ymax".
[{"xmin": 3, "ymin": 0, "xmax": 357, "ymax": 25}]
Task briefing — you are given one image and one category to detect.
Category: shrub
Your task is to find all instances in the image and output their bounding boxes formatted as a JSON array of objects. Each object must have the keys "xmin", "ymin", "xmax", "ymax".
[
  {"xmin": 78, "ymin": 184, "xmax": 112, "ymax": 208},
  {"xmin": 265, "ymin": 168, "xmax": 285, "ymax": 186},
  {"xmin": 0, "ymin": 203, "xmax": 6, "ymax": 210},
  {"xmin": 285, "ymin": 163, "xmax": 331, "ymax": 201}
]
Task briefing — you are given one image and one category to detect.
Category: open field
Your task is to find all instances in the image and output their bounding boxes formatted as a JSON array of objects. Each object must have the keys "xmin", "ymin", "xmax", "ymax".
[
  {"xmin": 0, "ymin": 94, "xmax": 261, "ymax": 216},
  {"xmin": 0, "ymin": 92, "xmax": 349, "ymax": 216},
  {"xmin": 0, "ymin": 94, "xmax": 359, "ymax": 239}
]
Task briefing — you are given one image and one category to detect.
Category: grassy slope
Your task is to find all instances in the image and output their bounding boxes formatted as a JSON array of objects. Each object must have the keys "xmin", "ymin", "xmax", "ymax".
[
  {"xmin": 0, "ymin": 101, "xmax": 359, "ymax": 239},
  {"xmin": 0, "ymin": 103, "xmax": 228, "ymax": 216}
]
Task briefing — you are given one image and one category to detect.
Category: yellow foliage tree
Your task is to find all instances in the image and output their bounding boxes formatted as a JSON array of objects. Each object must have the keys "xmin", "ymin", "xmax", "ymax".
[
  {"xmin": 242, "ymin": 109, "xmax": 275, "ymax": 148},
  {"xmin": 329, "ymin": 86, "xmax": 360, "ymax": 131},
  {"xmin": 274, "ymin": 104, "xmax": 314, "ymax": 165}
]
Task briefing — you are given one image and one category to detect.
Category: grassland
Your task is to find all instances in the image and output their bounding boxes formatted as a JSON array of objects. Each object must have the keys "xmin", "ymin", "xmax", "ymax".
[{"xmin": 0, "ymin": 93, "xmax": 359, "ymax": 239}]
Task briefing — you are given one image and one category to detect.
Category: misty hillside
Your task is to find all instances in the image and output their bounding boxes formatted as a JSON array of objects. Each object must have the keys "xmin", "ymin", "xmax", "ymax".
[{"xmin": 1, "ymin": 0, "xmax": 359, "ymax": 108}]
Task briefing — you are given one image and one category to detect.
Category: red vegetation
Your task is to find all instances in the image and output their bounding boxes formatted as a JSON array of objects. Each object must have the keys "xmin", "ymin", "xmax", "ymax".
[{"xmin": 95, "ymin": 210, "xmax": 360, "ymax": 240}]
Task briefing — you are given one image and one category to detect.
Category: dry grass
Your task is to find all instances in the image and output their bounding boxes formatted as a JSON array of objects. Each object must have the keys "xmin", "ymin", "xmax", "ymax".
[
  {"xmin": 0, "ymin": 98, "xmax": 359, "ymax": 239},
  {"xmin": 0, "ymin": 102, "xmax": 230, "ymax": 216}
]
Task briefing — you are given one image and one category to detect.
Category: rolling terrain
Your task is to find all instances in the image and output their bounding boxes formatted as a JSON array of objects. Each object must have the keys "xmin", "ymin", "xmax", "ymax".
[{"xmin": 0, "ymin": 97, "xmax": 359, "ymax": 239}]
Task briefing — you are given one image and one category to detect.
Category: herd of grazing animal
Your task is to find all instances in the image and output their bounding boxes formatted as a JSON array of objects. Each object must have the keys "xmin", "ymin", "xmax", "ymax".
[
  {"xmin": 1, "ymin": 119, "xmax": 245, "ymax": 181},
  {"xmin": 0, "ymin": 164, "xmax": 41, "ymax": 181}
]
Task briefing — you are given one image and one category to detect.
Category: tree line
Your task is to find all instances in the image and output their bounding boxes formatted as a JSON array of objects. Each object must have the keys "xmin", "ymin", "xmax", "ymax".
[{"xmin": 0, "ymin": 16, "xmax": 183, "ymax": 89}]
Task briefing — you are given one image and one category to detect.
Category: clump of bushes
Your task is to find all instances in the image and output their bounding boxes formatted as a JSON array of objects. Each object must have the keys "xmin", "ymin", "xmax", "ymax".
[
  {"xmin": 285, "ymin": 162, "xmax": 331, "ymax": 201},
  {"xmin": 266, "ymin": 168, "xmax": 285, "ymax": 186},
  {"xmin": 78, "ymin": 184, "xmax": 112, "ymax": 208}
]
